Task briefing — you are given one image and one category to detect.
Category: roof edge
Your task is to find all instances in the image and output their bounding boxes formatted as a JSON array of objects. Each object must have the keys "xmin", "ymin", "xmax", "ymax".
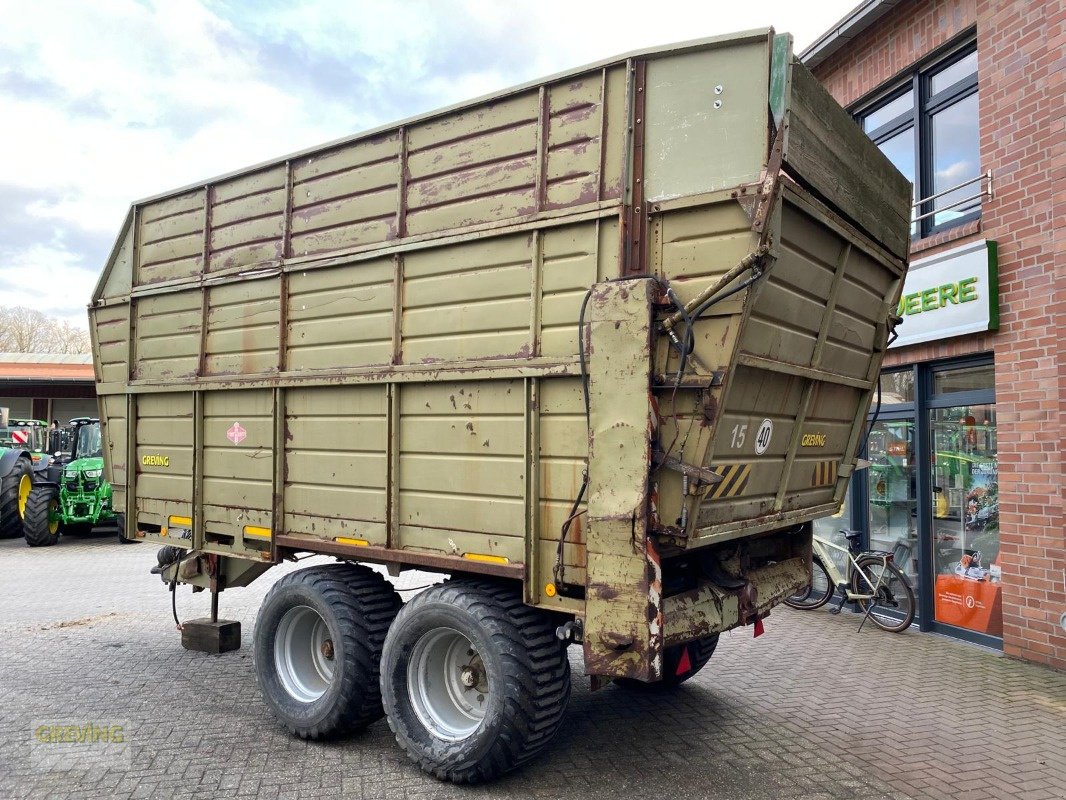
[{"xmin": 800, "ymin": 0, "xmax": 899, "ymax": 69}]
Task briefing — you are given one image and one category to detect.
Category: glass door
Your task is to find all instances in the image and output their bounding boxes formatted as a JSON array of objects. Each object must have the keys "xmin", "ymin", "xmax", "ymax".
[
  {"xmin": 866, "ymin": 417, "xmax": 919, "ymax": 588},
  {"xmin": 930, "ymin": 403, "xmax": 1001, "ymax": 635}
]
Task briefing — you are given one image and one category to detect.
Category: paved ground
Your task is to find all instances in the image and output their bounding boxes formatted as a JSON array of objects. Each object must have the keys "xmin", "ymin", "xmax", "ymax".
[{"xmin": 0, "ymin": 532, "xmax": 1063, "ymax": 800}]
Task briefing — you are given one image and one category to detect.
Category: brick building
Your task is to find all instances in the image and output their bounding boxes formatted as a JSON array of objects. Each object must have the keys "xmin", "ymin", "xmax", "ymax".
[{"xmin": 800, "ymin": 0, "xmax": 1063, "ymax": 668}]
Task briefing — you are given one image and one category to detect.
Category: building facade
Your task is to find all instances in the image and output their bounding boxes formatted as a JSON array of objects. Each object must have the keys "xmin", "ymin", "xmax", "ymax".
[
  {"xmin": 0, "ymin": 354, "xmax": 98, "ymax": 424},
  {"xmin": 802, "ymin": 0, "xmax": 1063, "ymax": 668}
]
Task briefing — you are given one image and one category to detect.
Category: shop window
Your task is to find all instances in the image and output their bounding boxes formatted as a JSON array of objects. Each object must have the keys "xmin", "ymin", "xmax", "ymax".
[
  {"xmin": 932, "ymin": 362, "xmax": 994, "ymax": 394},
  {"xmin": 867, "ymin": 418, "xmax": 919, "ymax": 587},
  {"xmin": 878, "ymin": 369, "xmax": 915, "ymax": 405},
  {"xmin": 857, "ymin": 41, "xmax": 981, "ymax": 238},
  {"xmin": 930, "ymin": 403, "xmax": 1000, "ymax": 636}
]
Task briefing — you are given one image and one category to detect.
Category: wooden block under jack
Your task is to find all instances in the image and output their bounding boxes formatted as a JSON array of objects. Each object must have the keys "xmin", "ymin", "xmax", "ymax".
[{"xmin": 181, "ymin": 619, "xmax": 241, "ymax": 653}]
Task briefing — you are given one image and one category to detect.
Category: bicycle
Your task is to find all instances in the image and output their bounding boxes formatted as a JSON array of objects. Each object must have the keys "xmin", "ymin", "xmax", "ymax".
[{"xmin": 785, "ymin": 530, "xmax": 916, "ymax": 633}]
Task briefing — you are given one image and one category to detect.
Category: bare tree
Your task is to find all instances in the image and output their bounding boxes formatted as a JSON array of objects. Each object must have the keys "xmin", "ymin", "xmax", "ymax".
[{"xmin": 0, "ymin": 307, "xmax": 91, "ymax": 354}]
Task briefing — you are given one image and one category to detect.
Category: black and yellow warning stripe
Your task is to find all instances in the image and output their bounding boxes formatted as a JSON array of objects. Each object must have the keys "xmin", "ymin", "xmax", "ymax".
[
  {"xmin": 811, "ymin": 460, "xmax": 838, "ymax": 487},
  {"xmin": 706, "ymin": 463, "xmax": 751, "ymax": 500}
]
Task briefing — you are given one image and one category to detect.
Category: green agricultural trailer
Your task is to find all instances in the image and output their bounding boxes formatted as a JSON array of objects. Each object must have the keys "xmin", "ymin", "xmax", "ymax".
[{"xmin": 90, "ymin": 30, "xmax": 910, "ymax": 782}]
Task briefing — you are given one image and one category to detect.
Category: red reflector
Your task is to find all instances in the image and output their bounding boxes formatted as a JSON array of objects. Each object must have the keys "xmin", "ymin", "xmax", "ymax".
[
  {"xmin": 753, "ymin": 618, "xmax": 765, "ymax": 638},
  {"xmin": 675, "ymin": 646, "xmax": 692, "ymax": 676}
]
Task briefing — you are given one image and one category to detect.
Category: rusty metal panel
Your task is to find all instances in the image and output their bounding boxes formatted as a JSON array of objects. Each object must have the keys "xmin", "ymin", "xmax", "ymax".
[
  {"xmin": 544, "ymin": 74, "xmax": 604, "ymax": 209},
  {"xmin": 284, "ymin": 385, "xmax": 388, "ymax": 541},
  {"xmin": 290, "ymin": 133, "xmax": 401, "ymax": 257},
  {"xmin": 402, "ymin": 234, "xmax": 532, "ymax": 363},
  {"xmin": 134, "ymin": 392, "xmax": 194, "ymax": 524},
  {"xmin": 98, "ymin": 393, "xmax": 127, "ymax": 502},
  {"xmin": 287, "ymin": 258, "xmax": 395, "ymax": 370},
  {"xmin": 539, "ymin": 220, "xmax": 617, "ymax": 357},
  {"xmin": 132, "ymin": 290, "xmax": 201, "ymax": 381},
  {"xmin": 397, "ymin": 380, "xmax": 526, "ymax": 562},
  {"xmin": 91, "ymin": 303, "xmax": 130, "ymax": 385},
  {"xmin": 136, "ymin": 190, "xmax": 205, "ymax": 286},
  {"xmin": 201, "ymin": 390, "xmax": 273, "ymax": 546},
  {"xmin": 203, "ymin": 278, "xmax": 280, "ymax": 376},
  {"xmin": 208, "ymin": 165, "xmax": 287, "ymax": 272},
  {"xmin": 583, "ymin": 279, "xmax": 660, "ymax": 681},
  {"xmin": 644, "ymin": 36, "xmax": 769, "ymax": 202},
  {"xmin": 537, "ymin": 377, "xmax": 587, "ymax": 587}
]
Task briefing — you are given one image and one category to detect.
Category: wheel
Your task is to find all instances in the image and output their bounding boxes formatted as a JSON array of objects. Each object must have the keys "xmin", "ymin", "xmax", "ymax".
[
  {"xmin": 254, "ymin": 563, "xmax": 401, "ymax": 739},
  {"xmin": 850, "ymin": 555, "xmax": 916, "ymax": 633},
  {"xmin": 380, "ymin": 580, "xmax": 571, "ymax": 783},
  {"xmin": 0, "ymin": 457, "xmax": 33, "ymax": 538},
  {"xmin": 614, "ymin": 634, "xmax": 720, "ymax": 691},
  {"xmin": 784, "ymin": 556, "xmax": 835, "ymax": 610},
  {"xmin": 62, "ymin": 523, "xmax": 93, "ymax": 536},
  {"xmin": 23, "ymin": 486, "xmax": 61, "ymax": 547}
]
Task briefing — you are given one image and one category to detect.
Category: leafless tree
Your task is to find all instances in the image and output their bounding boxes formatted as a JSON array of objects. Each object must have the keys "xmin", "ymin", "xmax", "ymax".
[{"xmin": 0, "ymin": 307, "xmax": 91, "ymax": 354}]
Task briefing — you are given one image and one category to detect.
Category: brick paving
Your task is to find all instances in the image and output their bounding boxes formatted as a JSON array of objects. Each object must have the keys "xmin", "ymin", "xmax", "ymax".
[{"xmin": 0, "ymin": 532, "xmax": 1063, "ymax": 799}]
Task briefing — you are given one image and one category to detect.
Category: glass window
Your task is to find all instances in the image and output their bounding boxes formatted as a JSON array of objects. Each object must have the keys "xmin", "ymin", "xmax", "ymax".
[
  {"xmin": 867, "ymin": 419, "xmax": 919, "ymax": 588},
  {"xmin": 863, "ymin": 90, "xmax": 914, "ymax": 133},
  {"xmin": 879, "ymin": 369, "xmax": 915, "ymax": 405},
  {"xmin": 932, "ymin": 93, "xmax": 981, "ymax": 226},
  {"xmin": 930, "ymin": 403, "xmax": 1000, "ymax": 635},
  {"xmin": 877, "ymin": 128, "xmax": 917, "ymax": 234},
  {"xmin": 856, "ymin": 43, "xmax": 979, "ymax": 238},
  {"xmin": 933, "ymin": 363, "xmax": 994, "ymax": 394},
  {"xmin": 931, "ymin": 51, "xmax": 979, "ymax": 95},
  {"xmin": 814, "ymin": 491, "xmax": 853, "ymax": 575}
]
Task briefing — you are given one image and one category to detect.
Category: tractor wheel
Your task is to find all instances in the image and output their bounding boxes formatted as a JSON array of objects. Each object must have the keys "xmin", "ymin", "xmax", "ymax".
[
  {"xmin": 254, "ymin": 563, "xmax": 401, "ymax": 739},
  {"xmin": 23, "ymin": 486, "xmax": 62, "ymax": 547},
  {"xmin": 614, "ymin": 634, "xmax": 720, "ymax": 691},
  {"xmin": 0, "ymin": 457, "xmax": 33, "ymax": 539},
  {"xmin": 380, "ymin": 580, "xmax": 571, "ymax": 783},
  {"xmin": 63, "ymin": 523, "xmax": 93, "ymax": 536}
]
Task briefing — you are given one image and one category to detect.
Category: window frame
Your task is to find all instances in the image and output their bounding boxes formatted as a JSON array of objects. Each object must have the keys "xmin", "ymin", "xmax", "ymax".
[{"xmin": 856, "ymin": 36, "xmax": 980, "ymax": 240}]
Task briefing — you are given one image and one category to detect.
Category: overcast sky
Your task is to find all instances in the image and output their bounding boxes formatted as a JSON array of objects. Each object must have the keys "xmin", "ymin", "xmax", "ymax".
[{"xmin": 0, "ymin": 0, "xmax": 854, "ymax": 328}]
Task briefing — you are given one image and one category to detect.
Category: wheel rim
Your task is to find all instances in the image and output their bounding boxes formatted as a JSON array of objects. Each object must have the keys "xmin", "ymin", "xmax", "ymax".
[
  {"xmin": 48, "ymin": 500, "xmax": 59, "ymax": 535},
  {"xmin": 407, "ymin": 627, "xmax": 488, "ymax": 741},
  {"xmin": 274, "ymin": 605, "xmax": 334, "ymax": 703},
  {"xmin": 17, "ymin": 474, "xmax": 31, "ymax": 517}
]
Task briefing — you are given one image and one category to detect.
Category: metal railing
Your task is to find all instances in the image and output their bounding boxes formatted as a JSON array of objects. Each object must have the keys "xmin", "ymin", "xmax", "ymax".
[{"xmin": 911, "ymin": 170, "xmax": 993, "ymax": 223}]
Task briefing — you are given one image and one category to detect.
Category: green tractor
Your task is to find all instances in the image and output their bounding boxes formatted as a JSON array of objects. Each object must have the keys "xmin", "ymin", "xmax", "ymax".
[
  {"xmin": 0, "ymin": 412, "xmax": 52, "ymax": 539},
  {"xmin": 22, "ymin": 417, "xmax": 123, "ymax": 547}
]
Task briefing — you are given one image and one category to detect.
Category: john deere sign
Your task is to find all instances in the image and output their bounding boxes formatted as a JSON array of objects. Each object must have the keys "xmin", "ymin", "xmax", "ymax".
[{"xmin": 891, "ymin": 239, "xmax": 998, "ymax": 349}]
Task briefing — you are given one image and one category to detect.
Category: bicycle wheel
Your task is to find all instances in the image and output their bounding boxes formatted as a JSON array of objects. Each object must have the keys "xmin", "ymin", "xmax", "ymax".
[
  {"xmin": 784, "ymin": 556, "xmax": 834, "ymax": 610},
  {"xmin": 850, "ymin": 556, "xmax": 915, "ymax": 632}
]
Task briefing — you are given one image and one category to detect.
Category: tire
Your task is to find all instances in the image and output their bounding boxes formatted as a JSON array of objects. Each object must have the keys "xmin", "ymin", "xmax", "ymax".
[
  {"xmin": 0, "ymin": 456, "xmax": 33, "ymax": 539},
  {"xmin": 380, "ymin": 579, "xmax": 571, "ymax": 783},
  {"xmin": 784, "ymin": 556, "xmax": 835, "ymax": 610},
  {"xmin": 63, "ymin": 523, "xmax": 93, "ymax": 536},
  {"xmin": 254, "ymin": 563, "xmax": 401, "ymax": 739},
  {"xmin": 851, "ymin": 555, "xmax": 916, "ymax": 633},
  {"xmin": 614, "ymin": 634, "xmax": 720, "ymax": 691},
  {"xmin": 23, "ymin": 486, "xmax": 61, "ymax": 547}
]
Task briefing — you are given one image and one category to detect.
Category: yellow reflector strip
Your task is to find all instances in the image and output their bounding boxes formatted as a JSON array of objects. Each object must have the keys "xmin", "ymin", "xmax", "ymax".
[
  {"xmin": 463, "ymin": 553, "xmax": 510, "ymax": 565},
  {"xmin": 335, "ymin": 537, "xmax": 369, "ymax": 547},
  {"xmin": 169, "ymin": 516, "xmax": 192, "ymax": 527},
  {"xmin": 243, "ymin": 526, "xmax": 272, "ymax": 539}
]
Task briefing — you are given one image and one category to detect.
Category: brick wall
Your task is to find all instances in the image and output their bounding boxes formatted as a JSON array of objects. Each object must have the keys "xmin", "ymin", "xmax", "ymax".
[{"xmin": 813, "ymin": 0, "xmax": 1065, "ymax": 669}]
